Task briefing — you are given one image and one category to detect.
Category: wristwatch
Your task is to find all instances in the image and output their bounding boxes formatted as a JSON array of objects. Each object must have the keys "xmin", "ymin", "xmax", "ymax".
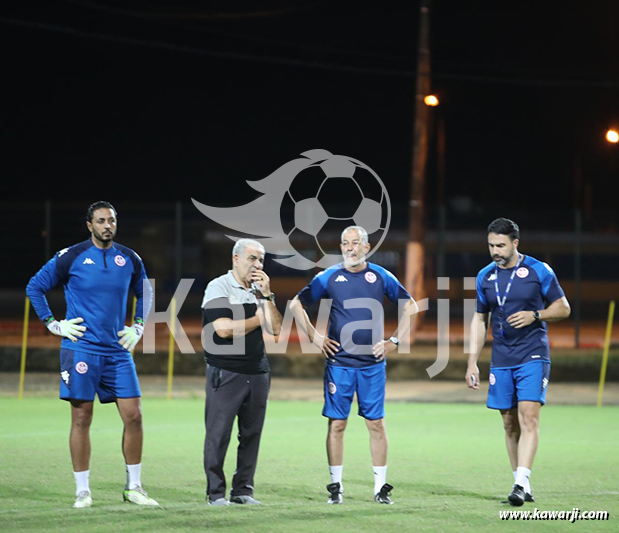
[
  {"xmin": 264, "ymin": 292, "xmax": 275, "ymax": 302},
  {"xmin": 533, "ymin": 311, "xmax": 541, "ymax": 322},
  {"xmin": 389, "ymin": 336, "xmax": 399, "ymax": 346}
]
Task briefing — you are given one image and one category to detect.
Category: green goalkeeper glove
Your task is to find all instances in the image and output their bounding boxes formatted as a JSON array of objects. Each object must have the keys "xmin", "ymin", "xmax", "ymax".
[
  {"xmin": 118, "ymin": 323, "xmax": 144, "ymax": 351},
  {"xmin": 46, "ymin": 317, "xmax": 87, "ymax": 342}
]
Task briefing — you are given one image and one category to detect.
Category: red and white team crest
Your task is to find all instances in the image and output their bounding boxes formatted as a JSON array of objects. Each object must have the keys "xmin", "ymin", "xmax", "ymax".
[
  {"xmin": 75, "ymin": 362, "xmax": 89, "ymax": 374},
  {"xmin": 516, "ymin": 267, "xmax": 529, "ymax": 278},
  {"xmin": 365, "ymin": 272, "xmax": 377, "ymax": 284},
  {"xmin": 328, "ymin": 382, "xmax": 337, "ymax": 394},
  {"xmin": 489, "ymin": 373, "xmax": 496, "ymax": 386},
  {"xmin": 114, "ymin": 255, "xmax": 126, "ymax": 267}
]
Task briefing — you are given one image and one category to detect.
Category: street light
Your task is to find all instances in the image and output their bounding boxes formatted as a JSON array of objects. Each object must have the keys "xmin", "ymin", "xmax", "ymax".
[
  {"xmin": 424, "ymin": 94, "xmax": 446, "ymax": 287},
  {"xmin": 424, "ymin": 94, "xmax": 439, "ymax": 107},
  {"xmin": 606, "ymin": 129, "xmax": 619, "ymax": 143}
]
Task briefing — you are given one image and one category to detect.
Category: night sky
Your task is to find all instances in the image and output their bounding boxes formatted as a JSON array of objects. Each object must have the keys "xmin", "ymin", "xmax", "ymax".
[{"xmin": 2, "ymin": 0, "xmax": 618, "ymax": 218}]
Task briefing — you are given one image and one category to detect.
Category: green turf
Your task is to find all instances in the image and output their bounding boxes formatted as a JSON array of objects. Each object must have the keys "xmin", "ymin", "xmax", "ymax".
[{"xmin": 1, "ymin": 398, "xmax": 617, "ymax": 532}]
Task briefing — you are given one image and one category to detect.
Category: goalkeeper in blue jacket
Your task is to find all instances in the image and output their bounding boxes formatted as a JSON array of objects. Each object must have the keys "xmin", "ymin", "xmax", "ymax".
[{"xmin": 26, "ymin": 201, "xmax": 158, "ymax": 508}]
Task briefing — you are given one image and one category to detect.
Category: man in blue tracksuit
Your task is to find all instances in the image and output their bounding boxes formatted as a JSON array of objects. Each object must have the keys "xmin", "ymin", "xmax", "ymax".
[
  {"xmin": 26, "ymin": 201, "xmax": 158, "ymax": 508},
  {"xmin": 290, "ymin": 226, "xmax": 418, "ymax": 505},
  {"xmin": 466, "ymin": 218, "xmax": 571, "ymax": 506}
]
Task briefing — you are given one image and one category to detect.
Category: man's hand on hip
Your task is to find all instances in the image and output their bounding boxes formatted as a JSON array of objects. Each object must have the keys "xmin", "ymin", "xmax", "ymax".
[
  {"xmin": 372, "ymin": 339, "xmax": 397, "ymax": 362},
  {"xmin": 47, "ymin": 317, "xmax": 86, "ymax": 342},
  {"xmin": 312, "ymin": 332, "xmax": 339, "ymax": 362},
  {"xmin": 118, "ymin": 323, "xmax": 144, "ymax": 351}
]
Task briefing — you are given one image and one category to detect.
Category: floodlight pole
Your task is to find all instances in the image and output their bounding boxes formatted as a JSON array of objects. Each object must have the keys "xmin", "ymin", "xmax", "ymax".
[
  {"xmin": 573, "ymin": 155, "xmax": 582, "ymax": 348},
  {"xmin": 406, "ymin": 0, "xmax": 432, "ymax": 335},
  {"xmin": 436, "ymin": 112, "xmax": 446, "ymax": 284},
  {"xmin": 44, "ymin": 200, "xmax": 51, "ymax": 261},
  {"xmin": 175, "ymin": 201, "xmax": 182, "ymax": 283}
]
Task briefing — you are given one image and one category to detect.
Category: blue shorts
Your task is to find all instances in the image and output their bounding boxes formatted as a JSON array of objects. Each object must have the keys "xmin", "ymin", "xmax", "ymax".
[
  {"xmin": 487, "ymin": 362, "xmax": 550, "ymax": 410},
  {"xmin": 59, "ymin": 349, "xmax": 141, "ymax": 403},
  {"xmin": 323, "ymin": 363, "xmax": 386, "ymax": 420}
]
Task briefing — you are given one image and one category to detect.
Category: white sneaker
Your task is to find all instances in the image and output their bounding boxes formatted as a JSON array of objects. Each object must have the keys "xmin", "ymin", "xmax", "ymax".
[
  {"xmin": 123, "ymin": 487, "xmax": 159, "ymax": 506},
  {"xmin": 208, "ymin": 497, "xmax": 230, "ymax": 506},
  {"xmin": 73, "ymin": 491, "xmax": 92, "ymax": 508}
]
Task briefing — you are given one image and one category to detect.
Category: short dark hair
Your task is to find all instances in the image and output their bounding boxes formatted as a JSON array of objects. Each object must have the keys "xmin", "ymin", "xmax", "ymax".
[
  {"xmin": 87, "ymin": 201, "xmax": 116, "ymax": 222},
  {"xmin": 487, "ymin": 217, "xmax": 519, "ymax": 241}
]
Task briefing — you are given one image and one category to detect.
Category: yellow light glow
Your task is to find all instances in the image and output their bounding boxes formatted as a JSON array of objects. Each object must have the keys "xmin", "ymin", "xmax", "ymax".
[
  {"xmin": 424, "ymin": 95, "xmax": 439, "ymax": 107},
  {"xmin": 606, "ymin": 129, "xmax": 619, "ymax": 143}
]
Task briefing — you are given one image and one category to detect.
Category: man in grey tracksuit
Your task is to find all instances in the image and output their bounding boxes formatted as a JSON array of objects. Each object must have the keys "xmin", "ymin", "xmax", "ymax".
[{"xmin": 201, "ymin": 239, "xmax": 282, "ymax": 506}]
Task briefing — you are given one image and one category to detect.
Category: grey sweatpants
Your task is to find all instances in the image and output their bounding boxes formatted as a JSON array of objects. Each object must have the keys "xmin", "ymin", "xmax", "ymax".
[{"xmin": 203, "ymin": 364, "xmax": 270, "ymax": 501}]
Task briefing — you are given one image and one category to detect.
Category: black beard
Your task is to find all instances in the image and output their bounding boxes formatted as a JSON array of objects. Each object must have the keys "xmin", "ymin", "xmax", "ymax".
[{"xmin": 93, "ymin": 230, "xmax": 114, "ymax": 243}]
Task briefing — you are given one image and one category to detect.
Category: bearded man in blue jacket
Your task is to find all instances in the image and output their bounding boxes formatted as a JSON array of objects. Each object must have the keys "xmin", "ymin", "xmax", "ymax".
[{"xmin": 26, "ymin": 201, "xmax": 158, "ymax": 508}]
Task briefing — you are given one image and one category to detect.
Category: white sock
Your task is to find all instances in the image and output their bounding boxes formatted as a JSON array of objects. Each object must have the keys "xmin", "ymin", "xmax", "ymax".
[
  {"xmin": 373, "ymin": 465, "xmax": 387, "ymax": 495},
  {"xmin": 74, "ymin": 470, "xmax": 90, "ymax": 496},
  {"xmin": 329, "ymin": 465, "xmax": 343, "ymax": 492},
  {"xmin": 126, "ymin": 463, "xmax": 142, "ymax": 490},
  {"xmin": 514, "ymin": 470, "xmax": 531, "ymax": 493},
  {"xmin": 515, "ymin": 467, "xmax": 531, "ymax": 491}
]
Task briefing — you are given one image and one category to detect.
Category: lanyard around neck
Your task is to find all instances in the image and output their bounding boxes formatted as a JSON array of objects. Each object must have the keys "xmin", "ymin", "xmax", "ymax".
[{"xmin": 494, "ymin": 253, "xmax": 523, "ymax": 309}]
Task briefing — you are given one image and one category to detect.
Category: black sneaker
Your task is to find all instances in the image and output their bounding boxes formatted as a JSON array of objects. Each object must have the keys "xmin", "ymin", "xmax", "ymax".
[
  {"xmin": 374, "ymin": 483, "xmax": 394, "ymax": 504},
  {"xmin": 508, "ymin": 484, "xmax": 525, "ymax": 506},
  {"xmin": 326, "ymin": 482, "xmax": 343, "ymax": 504},
  {"xmin": 525, "ymin": 491, "xmax": 534, "ymax": 503}
]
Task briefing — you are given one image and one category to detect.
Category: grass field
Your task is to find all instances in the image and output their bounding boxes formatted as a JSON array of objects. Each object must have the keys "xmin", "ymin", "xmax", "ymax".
[{"xmin": 1, "ymin": 398, "xmax": 617, "ymax": 532}]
